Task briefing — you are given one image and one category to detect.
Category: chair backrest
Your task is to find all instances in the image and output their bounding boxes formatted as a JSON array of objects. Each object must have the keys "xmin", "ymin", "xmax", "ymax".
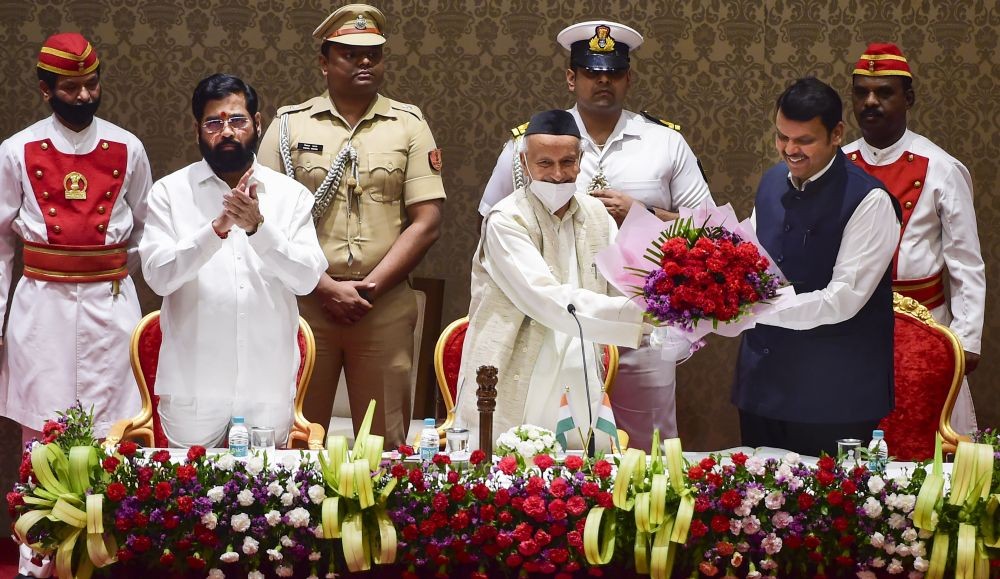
[
  {"xmin": 289, "ymin": 317, "xmax": 323, "ymax": 449},
  {"xmin": 879, "ymin": 293, "xmax": 966, "ymax": 460}
]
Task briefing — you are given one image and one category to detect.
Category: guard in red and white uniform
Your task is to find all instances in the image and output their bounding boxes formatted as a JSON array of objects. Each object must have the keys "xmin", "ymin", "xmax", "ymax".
[
  {"xmin": 844, "ymin": 42, "xmax": 986, "ymax": 434},
  {"xmin": 0, "ymin": 33, "xmax": 151, "ymax": 445}
]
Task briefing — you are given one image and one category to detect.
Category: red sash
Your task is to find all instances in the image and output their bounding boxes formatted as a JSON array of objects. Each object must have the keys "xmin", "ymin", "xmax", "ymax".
[
  {"xmin": 893, "ymin": 270, "xmax": 945, "ymax": 310},
  {"xmin": 21, "ymin": 238, "xmax": 128, "ymax": 283}
]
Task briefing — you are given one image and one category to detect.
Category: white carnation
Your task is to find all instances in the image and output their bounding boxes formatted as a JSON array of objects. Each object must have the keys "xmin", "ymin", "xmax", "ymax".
[
  {"xmin": 201, "ymin": 512, "xmax": 218, "ymax": 530},
  {"xmin": 864, "ymin": 496, "xmax": 883, "ymax": 518},
  {"xmin": 287, "ymin": 507, "xmax": 311, "ymax": 528},
  {"xmin": 871, "ymin": 556, "xmax": 886, "ymax": 568},
  {"xmin": 868, "ymin": 475, "xmax": 885, "ymax": 494},
  {"xmin": 230, "ymin": 513, "xmax": 251, "ymax": 533},
  {"xmin": 902, "ymin": 528, "xmax": 918, "ymax": 542},
  {"xmin": 280, "ymin": 535, "xmax": 294, "ymax": 547},
  {"xmin": 782, "ymin": 452, "xmax": 800, "ymax": 465},
  {"xmin": 265, "ymin": 510, "xmax": 282, "ymax": 526},
  {"xmin": 887, "ymin": 558, "xmax": 904, "ymax": 574},
  {"xmin": 208, "ymin": 569, "xmax": 225, "ymax": 579},
  {"xmin": 307, "ymin": 485, "xmax": 326, "ymax": 504},
  {"xmin": 207, "ymin": 486, "xmax": 225, "ymax": 503},
  {"xmin": 745, "ymin": 456, "xmax": 766, "ymax": 476},
  {"xmin": 888, "ymin": 513, "xmax": 908, "ymax": 529},
  {"xmin": 267, "ymin": 548, "xmax": 283, "ymax": 561},
  {"xmin": 286, "ymin": 479, "xmax": 301, "ymax": 497},
  {"xmin": 246, "ymin": 456, "xmax": 265, "ymax": 476},
  {"xmin": 219, "ymin": 551, "xmax": 239, "ymax": 563},
  {"xmin": 857, "ymin": 572, "xmax": 877, "ymax": 579},
  {"xmin": 267, "ymin": 481, "xmax": 283, "ymax": 496},
  {"xmin": 895, "ymin": 544, "xmax": 911, "ymax": 557},
  {"xmin": 870, "ymin": 532, "xmax": 885, "ymax": 548},
  {"xmin": 242, "ymin": 536, "xmax": 259, "ymax": 555},
  {"xmin": 281, "ymin": 492, "xmax": 294, "ymax": 506},
  {"xmin": 275, "ymin": 566, "xmax": 293, "ymax": 578},
  {"xmin": 248, "ymin": 572, "xmax": 264, "ymax": 579},
  {"xmin": 237, "ymin": 489, "xmax": 254, "ymax": 506},
  {"xmin": 309, "ymin": 551, "xmax": 322, "ymax": 562},
  {"xmin": 217, "ymin": 454, "xmax": 236, "ymax": 471},
  {"xmin": 913, "ymin": 556, "xmax": 929, "ymax": 572}
]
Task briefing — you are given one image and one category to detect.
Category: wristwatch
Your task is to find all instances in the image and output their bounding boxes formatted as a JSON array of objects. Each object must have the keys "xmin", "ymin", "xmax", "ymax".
[{"xmin": 247, "ymin": 214, "xmax": 264, "ymax": 236}]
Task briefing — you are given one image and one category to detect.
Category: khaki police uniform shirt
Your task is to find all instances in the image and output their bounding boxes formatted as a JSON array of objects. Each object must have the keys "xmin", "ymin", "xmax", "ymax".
[{"xmin": 259, "ymin": 92, "xmax": 445, "ymax": 278}]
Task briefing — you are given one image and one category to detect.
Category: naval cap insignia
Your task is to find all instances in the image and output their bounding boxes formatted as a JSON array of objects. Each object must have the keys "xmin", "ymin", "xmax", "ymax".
[{"xmin": 354, "ymin": 15, "xmax": 367, "ymax": 30}]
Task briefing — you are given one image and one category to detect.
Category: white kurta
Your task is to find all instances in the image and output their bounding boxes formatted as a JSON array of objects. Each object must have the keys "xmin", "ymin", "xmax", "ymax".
[
  {"xmin": 843, "ymin": 131, "xmax": 985, "ymax": 433},
  {"xmin": 139, "ymin": 160, "xmax": 327, "ymax": 447},
  {"xmin": 479, "ymin": 107, "xmax": 713, "ymax": 448},
  {"xmin": 461, "ymin": 195, "xmax": 644, "ymax": 449},
  {"xmin": 0, "ymin": 116, "xmax": 151, "ymax": 436}
]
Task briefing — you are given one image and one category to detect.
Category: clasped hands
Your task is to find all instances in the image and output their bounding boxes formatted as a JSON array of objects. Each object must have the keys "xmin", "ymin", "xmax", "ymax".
[
  {"xmin": 315, "ymin": 276, "xmax": 376, "ymax": 326},
  {"xmin": 212, "ymin": 168, "xmax": 263, "ymax": 236}
]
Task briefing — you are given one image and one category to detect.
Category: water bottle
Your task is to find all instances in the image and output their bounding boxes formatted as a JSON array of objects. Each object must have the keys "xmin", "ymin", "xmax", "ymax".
[
  {"xmin": 419, "ymin": 418, "xmax": 438, "ymax": 462},
  {"xmin": 229, "ymin": 416, "xmax": 250, "ymax": 458},
  {"xmin": 867, "ymin": 429, "xmax": 888, "ymax": 474}
]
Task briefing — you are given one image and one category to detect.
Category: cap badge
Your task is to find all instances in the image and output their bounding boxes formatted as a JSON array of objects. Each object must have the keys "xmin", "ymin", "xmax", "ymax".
[
  {"xmin": 64, "ymin": 171, "xmax": 88, "ymax": 201},
  {"xmin": 354, "ymin": 15, "xmax": 367, "ymax": 30},
  {"xmin": 869, "ymin": 59, "xmax": 876, "ymax": 72},
  {"xmin": 588, "ymin": 25, "xmax": 616, "ymax": 53}
]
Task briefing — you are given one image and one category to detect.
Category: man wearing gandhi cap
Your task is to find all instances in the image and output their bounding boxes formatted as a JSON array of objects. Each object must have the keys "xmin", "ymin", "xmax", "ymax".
[
  {"xmin": 479, "ymin": 20, "xmax": 713, "ymax": 450},
  {"xmin": 457, "ymin": 110, "xmax": 647, "ymax": 451},
  {"xmin": 259, "ymin": 4, "xmax": 446, "ymax": 447},
  {"xmin": 843, "ymin": 42, "xmax": 986, "ymax": 435},
  {"xmin": 0, "ymin": 32, "xmax": 151, "ymax": 579}
]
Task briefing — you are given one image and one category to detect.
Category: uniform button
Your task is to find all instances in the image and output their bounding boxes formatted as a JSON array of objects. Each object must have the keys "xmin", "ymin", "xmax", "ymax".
[
  {"xmin": 101, "ymin": 141, "xmax": 109, "ymax": 150},
  {"xmin": 850, "ymin": 153, "xmax": 857, "ymax": 161},
  {"xmin": 521, "ymin": 346, "xmax": 528, "ymax": 353},
  {"xmin": 776, "ymin": 255, "xmax": 784, "ymax": 263},
  {"xmin": 240, "ymin": 284, "xmax": 245, "ymax": 290},
  {"xmin": 783, "ymin": 224, "xmax": 791, "ymax": 232},
  {"xmin": 236, "ymin": 255, "xmax": 242, "ymax": 261},
  {"xmin": 113, "ymin": 169, "xmax": 120, "ymax": 177},
  {"xmin": 904, "ymin": 201, "xmax": 913, "ymax": 209},
  {"xmin": 387, "ymin": 162, "xmax": 394, "ymax": 169},
  {"xmin": 529, "ymin": 320, "xmax": 536, "ymax": 326},
  {"xmin": 104, "ymin": 191, "xmax": 112, "ymax": 199},
  {"xmin": 763, "ymin": 348, "xmax": 771, "ymax": 355},
  {"xmin": 907, "ymin": 153, "xmax": 914, "ymax": 162},
  {"xmin": 97, "ymin": 206, "xmax": 106, "ymax": 214},
  {"xmin": 48, "ymin": 208, "xmax": 56, "ymax": 216},
  {"xmin": 53, "ymin": 225, "xmax": 61, "ymax": 233},
  {"xmin": 40, "ymin": 142, "xmax": 48, "ymax": 150},
  {"xmin": 794, "ymin": 195, "xmax": 801, "ymax": 201},
  {"xmin": 914, "ymin": 180, "xmax": 921, "ymax": 188},
  {"xmin": 41, "ymin": 191, "xmax": 49, "ymax": 200},
  {"xmin": 35, "ymin": 170, "xmax": 42, "ymax": 178},
  {"xmin": 513, "ymin": 374, "xmax": 519, "ymax": 381},
  {"xmin": 96, "ymin": 223, "xmax": 105, "ymax": 232}
]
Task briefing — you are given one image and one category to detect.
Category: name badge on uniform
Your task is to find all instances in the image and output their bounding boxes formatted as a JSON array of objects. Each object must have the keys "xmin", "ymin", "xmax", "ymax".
[{"xmin": 297, "ymin": 143, "xmax": 323, "ymax": 153}]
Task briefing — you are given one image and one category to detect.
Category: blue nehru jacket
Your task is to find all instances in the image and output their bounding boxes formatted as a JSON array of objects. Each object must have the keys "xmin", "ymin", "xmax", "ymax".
[{"xmin": 733, "ymin": 150, "xmax": 898, "ymax": 424}]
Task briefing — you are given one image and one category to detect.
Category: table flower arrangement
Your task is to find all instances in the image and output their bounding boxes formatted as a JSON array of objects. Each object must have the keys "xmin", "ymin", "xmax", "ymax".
[
  {"xmin": 7, "ymin": 406, "xmax": 1000, "ymax": 578},
  {"xmin": 495, "ymin": 424, "xmax": 561, "ymax": 462},
  {"xmin": 596, "ymin": 200, "xmax": 794, "ymax": 356}
]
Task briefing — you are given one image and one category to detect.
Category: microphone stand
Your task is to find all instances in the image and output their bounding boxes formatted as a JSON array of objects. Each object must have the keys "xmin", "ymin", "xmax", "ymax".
[{"xmin": 567, "ymin": 303, "xmax": 596, "ymax": 458}]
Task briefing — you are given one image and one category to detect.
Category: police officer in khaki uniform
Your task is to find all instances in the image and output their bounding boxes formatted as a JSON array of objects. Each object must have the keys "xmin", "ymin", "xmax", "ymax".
[{"xmin": 258, "ymin": 3, "xmax": 445, "ymax": 447}]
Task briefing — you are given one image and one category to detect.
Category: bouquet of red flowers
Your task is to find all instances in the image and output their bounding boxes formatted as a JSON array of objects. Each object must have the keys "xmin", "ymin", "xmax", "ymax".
[{"xmin": 597, "ymin": 200, "xmax": 792, "ymax": 352}]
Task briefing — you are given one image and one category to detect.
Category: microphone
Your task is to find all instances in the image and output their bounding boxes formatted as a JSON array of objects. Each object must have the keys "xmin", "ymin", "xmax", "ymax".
[{"xmin": 567, "ymin": 303, "xmax": 596, "ymax": 458}]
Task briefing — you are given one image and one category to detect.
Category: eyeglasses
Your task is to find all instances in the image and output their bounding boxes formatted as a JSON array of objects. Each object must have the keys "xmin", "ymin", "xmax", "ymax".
[{"xmin": 201, "ymin": 116, "xmax": 252, "ymax": 134}]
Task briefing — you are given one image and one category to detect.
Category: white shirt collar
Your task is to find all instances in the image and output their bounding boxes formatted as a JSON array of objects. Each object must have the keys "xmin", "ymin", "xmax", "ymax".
[
  {"xmin": 787, "ymin": 153, "xmax": 838, "ymax": 191},
  {"xmin": 193, "ymin": 155, "xmax": 260, "ymax": 186},
  {"xmin": 567, "ymin": 106, "xmax": 638, "ymax": 149},
  {"xmin": 858, "ymin": 129, "xmax": 913, "ymax": 164}
]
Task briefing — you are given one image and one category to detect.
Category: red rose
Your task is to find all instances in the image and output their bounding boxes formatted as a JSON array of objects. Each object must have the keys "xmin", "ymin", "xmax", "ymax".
[
  {"xmin": 816, "ymin": 469, "xmax": 835, "ymax": 486},
  {"xmin": 152, "ymin": 450, "xmax": 171, "ymax": 464},
  {"xmin": 567, "ymin": 530, "xmax": 583, "ymax": 548},
  {"xmin": 720, "ymin": 489, "xmax": 741, "ymax": 510},
  {"xmin": 694, "ymin": 495, "xmax": 711, "ymax": 513},
  {"xmin": 186, "ymin": 446, "xmax": 206, "ymax": 461},
  {"xmin": 505, "ymin": 553, "xmax": 523, "ymax": 568},
  {"xmin": 730, "ymin": 452, "xmax": 748, "ymax": 466},
  {"xmin": 526, "ymin": 476, "xmax": 546, "ymax": 495},
  {"xmin": 469, "ymin": 449, "xmax": 486, "ymax": 465},
  {"xmin": 710, "ymin": 514, "xmax": 730, "ymax": 534},
  {"xmin": 596, "ymin": 492, "xmax": 613, "ymax": 509},
  {"xmin": 513, "ymin": 522, "xmax": 533, "ymax": 542},
  {"xmin": 106, "ymin": 482, "xmax": 127, "ymax": 502},
  {"xmin": 581, "ymin": 482, "xmax": 599, "ymax": 497},
  {"xmin": 533, "ymin": 454, "xmax": 555, "ymax": 470},
  {"xmin": 154, "ymin": 481, "xmax": 172, "ymax": 500},
  {"xmin": 495, "ymin": 488, "xmax": 511, "ymax": 507},
  {"xmin": 102, "ymin": 456, "xmax": 120, "ymax": 473},
  {"xmin": 826, "ymin": 490, "xmax": 843, "ymax": 506},
  {"xmin": 689, "ymin": 519, "xmax": 708, "ymax": 538},
  {"xmin": 593, "ymin": 460, "xmax": 612, "ymax": 479},
  {"xmin": 841, "ymin": 480, "xmax": 857, "ymax": 495},
  {"xmin": 548, "ymin": 478, "xmax": 569, "ymax": 499},
  {"xmin": 446, "ymin": 470, "xmax": 459, "ymax": 484},
  {"xmin": 138, "ymin": 466, "xmax": 154, "ymax": 483},
  {"xmin": 798, "ymin": 492, "xmax": 814, "ymax": 510},
  {"xmin": 498, "ymin": 456, "xmax": 518, "ymax": 475},
  {"xmin": 499, "ymin": 511, "xmax": 513, "ymax": 525},
  {"xmin": 132, "ymin": 535, "xmax": 152, "ymax": 552},
  {"xmin": 5, "ymin": 491, "xmax": 23, "ymax": 515},
  {"xmin": 832, "ymin": 516, "xmax": 849, "ymax": 532},
  {"xmin": 496, "ymin": 532, "xmax": 514, "ymax": 549},
  {"xmin": 432, "ymin": 492, "xmax": 449, "ymax": 512},
  {"xmin": 707, "ymin": 473, "xmax": 724, "ymax": 487},
  {"xmin": 563, "ymin": 454, "xmax": 584, "ymax": 471},
  {"xmin": 548, "ymin": 498, "xmax": 567, "ymax": 520},
  {"xmin": 118, "ymin": 440, "xmax": 138, "ymax": 456},
  {"xmin": 176, "ymin": 496, "xmax": 194, "ymax": 513},
  {"xmin": 804, "ymin": 535, "xmax": 820, "ymax": 549},
  {"xmin": 135, "ymin": 485, "xmax": 152, "ymax": 501},
  {"xmin": 480, "ymin": 504, "xmax": 496, "ymax": 522},
  {"xmin": 451, "ymin": 510, "xmax": 470, "ymax": 531},
  {"xmin": 687, "ymin": 465, "xmax": 704, "ymax": 481},
  {"xmin": 817, "ymin": 455, "xmax": 836, "ymax": 471},
  {"xmin": 432, "ymin": 453, "xmax": 451, "ymax": 467},
  {"xmin": 852, "ymin": 466, "xmax": 868, "ymax": 480},
  {"xmin": 398, "ymin": 444, "xmax": 415, "ymax": 456},
  {"xmin": 518, "ymin": 539, "xmax": 540, "ymax": 556},
  {"xmin": 159, "ymin": 550, "xmax": 175, "ymax": 566},
  {"xmin": 391, "ymin": 463, "xmax": 406, "ymax": 479},
  {"xmin": 471, "ymin": 482, "xmax": 490, "ymax": 501},
  {"xmin": 566, "ymin": 496, "xmax": 587, "ymax": 517},
  {"xmin": 699, "ymin": 456, "xmax": 717, "ymax": 470},
  {"xmin": 176, "ymin": 464, "xmax": 197, "ymax": 482},
  {"xmin": 186, "ymin": 555, "xmax": 205, "ymax": 570},
  {"xmin": 450, "ymin": 484, "xmax": 467, "ymax": 502},
  {"xmin": 523, "ymin": 495, "xmax": 546, "ymax": 520}
]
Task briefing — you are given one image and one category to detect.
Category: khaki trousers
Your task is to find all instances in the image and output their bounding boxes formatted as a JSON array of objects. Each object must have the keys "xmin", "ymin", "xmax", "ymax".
[{"xmin": 300, "ymin": 281, "xmax": 417, "ymax": 447}]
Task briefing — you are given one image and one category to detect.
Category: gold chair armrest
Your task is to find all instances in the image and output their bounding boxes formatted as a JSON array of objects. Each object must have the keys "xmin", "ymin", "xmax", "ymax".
[{"xmin": 306, "ymin": 422, "xmax": 326, "ymax": 450}]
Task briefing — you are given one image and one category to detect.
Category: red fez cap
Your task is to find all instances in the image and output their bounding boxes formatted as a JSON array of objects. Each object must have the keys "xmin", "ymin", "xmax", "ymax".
[
  {"xmin": 37, "ymin": 33, "xmax": 100, "ymax": 77},
  {"xmin": 853, "ymin": 42, "xmax": 911, "ymax": 78}
]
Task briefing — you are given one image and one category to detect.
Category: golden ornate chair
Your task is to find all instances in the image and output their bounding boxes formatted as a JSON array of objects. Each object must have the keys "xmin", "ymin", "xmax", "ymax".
[
  {"xmin": 879, "ymin": 293, "xmax": 968, "ymax": 460},
  {"xmin": 429, "ymin": 316, "xmax": 624, "ymax": 448},
  {"xmin": 105, "ymin": 311, "xmax": 325, "ymax": 450}
]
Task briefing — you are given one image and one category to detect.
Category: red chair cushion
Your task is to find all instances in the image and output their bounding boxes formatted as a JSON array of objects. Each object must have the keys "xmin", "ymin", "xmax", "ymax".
[
  {"xmin": 442, "ymin": 323, "xmax": 468, "ymax": 402},
  {"xmin": 296, "ymin": 327, "xmax": 306, "ymax": 384},
  {"xmin": 879, "ymin": 312, "xmax": 957, "ymax": 461},
  {"xmin": 135, "ymin": 316, "xmax": 167, "ymax": 447}
]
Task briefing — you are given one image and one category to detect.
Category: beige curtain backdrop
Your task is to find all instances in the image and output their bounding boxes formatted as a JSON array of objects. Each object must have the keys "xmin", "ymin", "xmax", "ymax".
[{"xmin": 0, "ymin": 1, "xmax": 995, "ymax": 498}]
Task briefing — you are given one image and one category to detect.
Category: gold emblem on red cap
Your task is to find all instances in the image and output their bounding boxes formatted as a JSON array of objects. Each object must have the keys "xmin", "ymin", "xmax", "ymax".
[
  {"xmin": 869, "ymin": 60, "xmax": 876, "ymax": 72},
  {"xmin": 64, "ymin": 171, "xmax": 88, "ymax": 200},
  {"xmin": 588, "ymin": 25, "xmax": 616, "ymax": 53}
]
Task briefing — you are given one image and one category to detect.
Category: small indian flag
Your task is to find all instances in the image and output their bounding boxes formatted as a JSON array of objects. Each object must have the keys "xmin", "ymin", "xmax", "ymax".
[
  {"xmin": 554, "ymin": 387, "xmax": 576, "ymax": 451},
  {"xmin": 595, "ymin": 390, "xmax": 620, "ymax": 451}
]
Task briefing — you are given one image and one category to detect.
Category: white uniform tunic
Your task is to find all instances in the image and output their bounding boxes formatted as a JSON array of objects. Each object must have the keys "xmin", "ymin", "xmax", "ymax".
[
  {"xmin": 844, "ymin": 131, "xmax": 986, "ymax": 433},
  {"xmin": 0, "ymin": 116, "xmax": 150, "ymax": 436},
  {"xmin": 479, "ymin": 107, "xmax": 713, "ymax": 449},
  {"xmin": 139, "ymin": 160, "xmax": 327, "ymax": 447}
]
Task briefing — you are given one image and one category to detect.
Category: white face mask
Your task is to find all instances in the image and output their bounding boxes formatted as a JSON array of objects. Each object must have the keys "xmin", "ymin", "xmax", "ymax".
[{"xmin": 523, "ymin": 157, "xmax": 577, "ymax": 214}]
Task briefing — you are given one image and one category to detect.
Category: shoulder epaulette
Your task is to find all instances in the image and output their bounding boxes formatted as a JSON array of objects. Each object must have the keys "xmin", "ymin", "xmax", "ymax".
[
  {"xmin": 510, "ymin": 121, "xmax": 530, "ymax": 139},
  {"xmin": 390, "ymin": 100, "xmax": 424, "ymax": 120},
  {"xmin": 640, "ymin": 111, "xmax": 681, "ymax": 132},
  {"xmin": 276, "ymin": 101, "xmax": 313, "ymax": 116}
]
